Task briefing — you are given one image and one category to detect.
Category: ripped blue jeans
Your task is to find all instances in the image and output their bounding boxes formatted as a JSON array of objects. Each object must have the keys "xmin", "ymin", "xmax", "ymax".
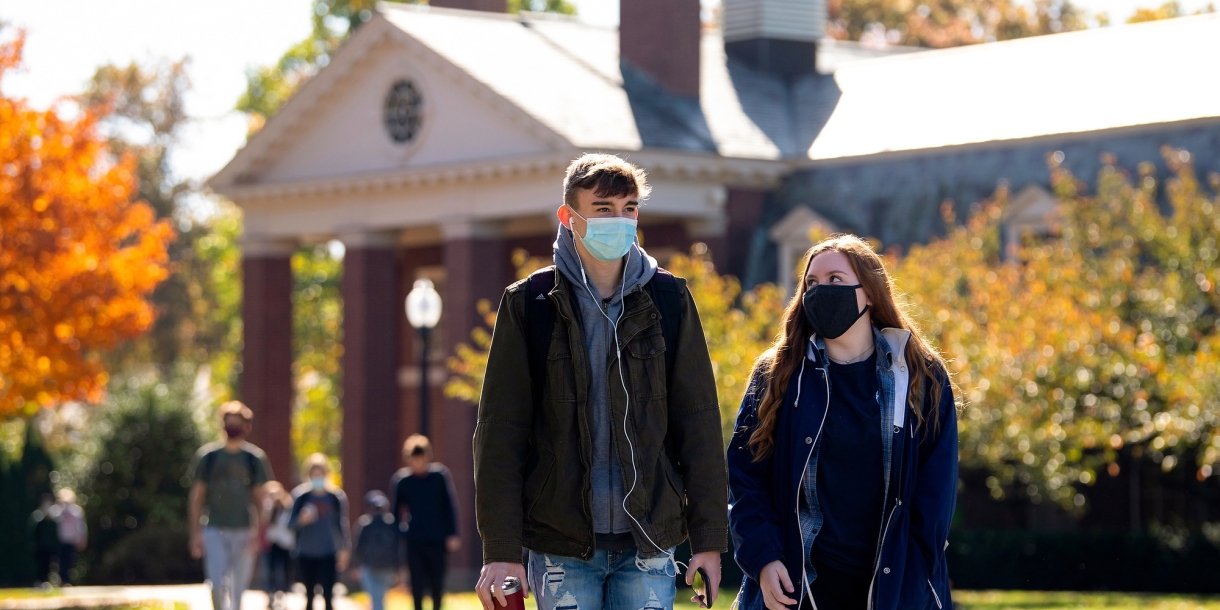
[{"xmin": 527, "ymin": 547, "xmax": 678, "ymax": 610}]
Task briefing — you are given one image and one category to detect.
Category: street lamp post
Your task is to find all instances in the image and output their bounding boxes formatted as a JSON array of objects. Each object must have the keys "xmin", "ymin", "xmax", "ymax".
[{"xmin": 405, "ymin": 279, "xmax": 442, "ymax": 437}]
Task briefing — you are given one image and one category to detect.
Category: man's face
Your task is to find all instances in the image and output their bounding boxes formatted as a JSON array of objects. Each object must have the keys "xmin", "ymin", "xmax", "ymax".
[
  {"xmin": 557, "ymin": 188, "xmax": 639, "ymax": 240},
  {"xmin": 408, "ymin": 454, "xmax": 429, "ymax": 472},
  {"xmin": 223, "ymin": 415, "xmax": 249, "ymax": 438}
]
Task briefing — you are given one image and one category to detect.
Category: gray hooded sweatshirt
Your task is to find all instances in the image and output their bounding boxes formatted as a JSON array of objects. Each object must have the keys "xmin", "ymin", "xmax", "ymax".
[{"xmin": 553, "ymin": 225, "xmax": 657, "ymax": 536}]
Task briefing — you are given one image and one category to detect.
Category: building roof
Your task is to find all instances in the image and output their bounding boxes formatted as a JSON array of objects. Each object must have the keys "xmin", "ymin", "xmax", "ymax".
[
  {"xmin": 379, "ymin": 4, "xmax": 928, "ymax": 161},
  {"xmin": 382, "ymin": 5, "xmax": 1220, "ymax": 166},
  {"xmin": 806, "ymin": 12, "xmax": 1220, "ymax": 162},
  {"xmin": 217, "ymin": 4, "xmax": 1220, "ymax": 193}
]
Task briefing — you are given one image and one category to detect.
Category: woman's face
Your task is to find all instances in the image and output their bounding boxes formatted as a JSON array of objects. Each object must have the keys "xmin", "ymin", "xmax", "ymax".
[{"xmin": 805, "ymin": 250, "xmax": 871, "ymax": 314}]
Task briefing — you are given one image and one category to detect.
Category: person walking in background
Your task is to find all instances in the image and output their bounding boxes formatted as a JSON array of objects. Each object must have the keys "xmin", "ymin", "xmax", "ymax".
[
  {"xmin": 189, "ymin": 401, "xmax": 274, "ymax": 610},
  {"xmin": 473, "ymin": 154, "xmax": 728, "ymax": 610},
  {"xmin": 30, "ymin": 493, "xmax": 58, "ymax": 585},
  {"xmin": 351, "ymin": 491, "xmax": 400, "ymax": 610},
  {"xmin": 390, "ymin": 435, "xmax": 460, "ymax": 610},
  {"xmin": 290, "ymin": 454, "xmax": 351, "ymax": 610},
  {"xmin": 55, "ymin": 489, "xmax": 87, "ymax": 585},
  {"xmin": 262, "ymin": 481, "xmax": 295, "ymax": 610},
  {"xmin": 727, "ymin": 235, "xmax": 959, "ymax": 610}
]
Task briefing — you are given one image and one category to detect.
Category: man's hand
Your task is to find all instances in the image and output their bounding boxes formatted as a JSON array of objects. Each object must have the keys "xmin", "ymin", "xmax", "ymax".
[
  {"xmin": 686, "ymin": 551, "xmax": 722, "ymax": 608},
  {"xmin": 337, "ymin": 550, "xmax": 351, "ymax": 572},
  {"xmin": 446, "ymin": 536, "xmax": 462, "ymax": 553},
  {"xmin": 759, "ymin": 560, "xmax": 796, "ymax": 610},
  {"xmin": 476, "ymin": 562, "xmax": 528, "ymax": 610},
  {"xmin": 189, "ymin": 531, "xmax": 204, "ymax": 560}
]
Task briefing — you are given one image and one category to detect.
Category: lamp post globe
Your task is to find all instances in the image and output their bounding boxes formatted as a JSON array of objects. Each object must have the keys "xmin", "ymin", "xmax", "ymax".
[{"xmin": 405, "ymin": 279, "xmax": 441, "ymax": 436}]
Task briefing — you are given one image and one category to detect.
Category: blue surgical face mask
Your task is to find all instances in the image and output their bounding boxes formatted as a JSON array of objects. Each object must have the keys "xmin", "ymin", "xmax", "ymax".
[
  {"xmin": 568, "ymin": 206, "xmax": 638, "ymax": 262},
  {"xmin": 310, "ymin": 477, "xmax": 326, "ymax": 490}
]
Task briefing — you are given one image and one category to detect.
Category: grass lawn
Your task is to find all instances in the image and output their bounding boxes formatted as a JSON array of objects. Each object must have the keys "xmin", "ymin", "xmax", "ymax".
[{"xmin": 364, "ymin": 588, "xmax": 1220, "ymax": 610}]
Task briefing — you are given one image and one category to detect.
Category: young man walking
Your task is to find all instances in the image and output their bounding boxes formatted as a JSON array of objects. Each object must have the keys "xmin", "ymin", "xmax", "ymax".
[
  {"xmin": 390, "ymin": 435, "xmax": 461, "ymax": 610},
  {"xmin": 474, "ymin": 154, "xmax": 728, "ymax": 610},
  {"xmin": 190, "ymin": 402, "xmax": 274, "ymax": 610}
]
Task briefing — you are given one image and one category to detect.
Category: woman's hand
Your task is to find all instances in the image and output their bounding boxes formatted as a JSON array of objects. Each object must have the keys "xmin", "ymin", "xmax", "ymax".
[{"xmin": 759, "ymin": 561, "xmax": 797, "ymax": 610}]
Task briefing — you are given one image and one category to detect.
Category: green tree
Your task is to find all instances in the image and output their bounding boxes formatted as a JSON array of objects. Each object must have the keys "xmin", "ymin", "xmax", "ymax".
[
  {"xmin": 1126, "ymin": 1, "xmax": 1214, "ymax": 22},
  {"xmin": 75, "ymin": 365, "xmax": 212, "ymax": 584},
  {"xmin": 507, "ymin": 0, "xmax": 576, "ymax": 14},
  {"xmin": 82, "ymin": 60, "xmax": 244, "ymax": 400},
  {"xmin": 291, "ymin": 243, "xmax": 344, "ymax": 469},
  {"xmin": 0, "ymin": 422, "xmax": 53, "ymax": 586},
  {"xmin": 826, "ymin": 0, "xmax": 1091, "ymax": 48}
]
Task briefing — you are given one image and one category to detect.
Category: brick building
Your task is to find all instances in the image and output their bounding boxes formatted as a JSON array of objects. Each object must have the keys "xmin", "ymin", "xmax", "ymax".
[{"xmin": 210, "ymin": 0, "xmax": 1220, "ymax": 580}]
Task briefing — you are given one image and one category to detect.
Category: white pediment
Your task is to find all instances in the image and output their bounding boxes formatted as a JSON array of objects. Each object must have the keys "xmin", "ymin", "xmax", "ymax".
[
  {"xmin": 212, "ymin": 15, "xmax": 564, "ymax": 191},
  {"xmin": 265, "ymin": 42, "xmax": 556, "ymax": 183}
]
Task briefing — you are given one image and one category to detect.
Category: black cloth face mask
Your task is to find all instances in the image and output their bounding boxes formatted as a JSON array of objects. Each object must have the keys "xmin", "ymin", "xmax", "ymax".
[{"xmin": 802, "ymin": 283, "xmax": 869, "ymax": 340}]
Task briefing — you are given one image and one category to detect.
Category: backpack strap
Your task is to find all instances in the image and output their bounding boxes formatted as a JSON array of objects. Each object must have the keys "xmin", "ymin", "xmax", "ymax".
[
  {"xmin": 645, "ymin": 268, "xmax": 682, "ymax": 385},
  {"xmin": 525, "ymin": 268, "xmax": 558, "ymax": 409},
  {"xmin": 245, "ymin": 450, "xmax": 259, "ymax": 487}
]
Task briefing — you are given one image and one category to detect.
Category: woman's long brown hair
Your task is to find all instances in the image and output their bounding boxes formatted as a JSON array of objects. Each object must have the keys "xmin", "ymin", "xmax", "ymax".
[{"xmin": 747, "ymin": 234, "xmax": 950, "ymax": 461}]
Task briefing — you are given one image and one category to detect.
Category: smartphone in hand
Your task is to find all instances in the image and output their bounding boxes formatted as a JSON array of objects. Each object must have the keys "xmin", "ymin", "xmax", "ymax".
[{"xmin": 693, "ymin": 567, "xmax": 712, "ymax": 608}]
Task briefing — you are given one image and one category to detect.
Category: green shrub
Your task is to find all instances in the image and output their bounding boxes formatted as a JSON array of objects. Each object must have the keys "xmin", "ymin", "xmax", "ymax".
[
  {"xmin": 948, "ymin": 529, "xmax": 1220, "ymax": 592},
  {"xmin": 78, "ymin": 367, "xmax": 211, "ymax": 584}
]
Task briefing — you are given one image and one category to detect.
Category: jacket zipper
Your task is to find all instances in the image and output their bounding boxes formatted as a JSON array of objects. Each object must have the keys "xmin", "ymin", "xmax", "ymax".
[
  {"xmin": 795, "ymin": 365, "xmax": 830, "ymax": 610},
  {"xmin": 928, "ymin": 579, "xmax": 943, "ymax": 609}
]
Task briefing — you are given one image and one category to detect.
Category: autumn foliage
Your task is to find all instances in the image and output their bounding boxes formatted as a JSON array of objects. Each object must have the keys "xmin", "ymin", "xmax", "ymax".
[
  {"xmin": 0, "ymin": 32, "xmax": 173, "ymax": 416},
  {"xmin": 893, "ymin": 149, "xmax": 1220, "ymax": 509}
]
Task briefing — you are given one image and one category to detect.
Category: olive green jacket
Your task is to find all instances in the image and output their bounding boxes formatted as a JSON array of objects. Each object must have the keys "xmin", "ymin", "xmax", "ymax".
[{"xmin": 473, "ymin": 269, "xmax": 728, "ymax": 563}]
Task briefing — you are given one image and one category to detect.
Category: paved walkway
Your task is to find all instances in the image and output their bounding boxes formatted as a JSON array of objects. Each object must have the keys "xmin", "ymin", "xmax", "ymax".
[{"xmin": 0, "ymin": 585, "xmax": 364, "ymax": 610}]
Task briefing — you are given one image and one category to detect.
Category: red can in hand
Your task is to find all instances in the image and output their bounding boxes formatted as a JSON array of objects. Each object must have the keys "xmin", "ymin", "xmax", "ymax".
[{"xmin": 501, "ymin": 577, "xmax": 526, "ymax": 610}]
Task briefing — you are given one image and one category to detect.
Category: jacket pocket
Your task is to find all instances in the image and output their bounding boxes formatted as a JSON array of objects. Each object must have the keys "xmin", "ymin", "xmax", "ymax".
[
  {"xmin": 659, "ymin": 447, "xmax": 685, "ymax": 502},
  {"xmin": 625, "ymin": 329, "xmax": 667, "ymax": 400},
  {"xmin": 544, "ymin": 338, "xmax": 577, "ymax": 404},
  {"xmin": 927, "ymin": 579, "xmax": 943, "ymax": 609}
]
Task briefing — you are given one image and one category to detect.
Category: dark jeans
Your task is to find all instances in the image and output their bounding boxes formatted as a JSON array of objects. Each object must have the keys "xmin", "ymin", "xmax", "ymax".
[
  {"xmin": 57, "ymin": 544, "xmax": 78, "ymax": 584},
  {"xmin": 406, "ymin": 540, "xmax": 447, "ymax": 610},
  {"xmin": 34, "ymin": 548, "xmax": 55, "ymax": 584},
  {"xmin": 298, "ymin": 555, "xmax": 337, "ymax": 610},
  {"xmin": 799, "ymin": 558, "xmax": 871, "ymax": 610},
  {"xmin": 267, "ymin": 546, "xmax": 292, "ymax": 596}
]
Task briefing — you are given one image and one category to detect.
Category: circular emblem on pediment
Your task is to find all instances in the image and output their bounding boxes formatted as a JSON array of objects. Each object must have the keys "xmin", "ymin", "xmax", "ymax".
[{"xmin": 383, "ymin": 80, "xmax": 423, "ymax": 144}]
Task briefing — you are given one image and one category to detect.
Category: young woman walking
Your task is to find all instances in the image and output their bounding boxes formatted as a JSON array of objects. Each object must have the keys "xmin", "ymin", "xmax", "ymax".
[{"xmin": 728, "ymin": 235, "xmax": 959, "ymax": 610}]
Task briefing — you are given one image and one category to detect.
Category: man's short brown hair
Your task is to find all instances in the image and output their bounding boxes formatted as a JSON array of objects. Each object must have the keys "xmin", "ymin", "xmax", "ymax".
[
  {"xmin": 219, "ymin": 401, "xmax": 254, "ymax": 423},
  {"xmin": 403, "ymin": 434, "xmax": 432, "ymax": 459},
  {"xmin": 562, "ymin": 153, "xmax": 651, "ymax": 210}
]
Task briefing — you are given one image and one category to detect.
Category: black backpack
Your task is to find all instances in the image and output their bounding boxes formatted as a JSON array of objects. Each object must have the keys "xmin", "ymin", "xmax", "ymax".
[
  {"xmin": 356, "ymin": 514, "xmax": 401, "ymax": 569},
  {"xmin": 524, "ymin": 266, "xmax": 682, "ymax": 407}
]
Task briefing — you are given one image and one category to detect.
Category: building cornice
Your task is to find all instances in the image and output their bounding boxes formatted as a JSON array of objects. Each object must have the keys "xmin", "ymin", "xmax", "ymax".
[{"xmin": 215, "ymin": 150, "xmax": 790, "ymax": 206}]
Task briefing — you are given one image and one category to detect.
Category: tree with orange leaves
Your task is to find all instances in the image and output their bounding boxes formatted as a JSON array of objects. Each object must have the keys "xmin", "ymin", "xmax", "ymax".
[{"xmin": 0, "ymin": 30, "xmax": 174, "ymax": 417}]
